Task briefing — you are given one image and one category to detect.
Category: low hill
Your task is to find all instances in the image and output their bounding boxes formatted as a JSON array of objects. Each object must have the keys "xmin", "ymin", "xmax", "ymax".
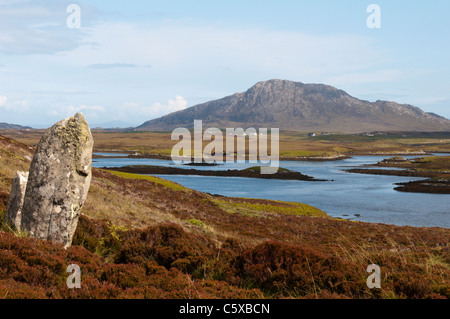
[
  {"xmin": 136, "ymin": 79, "xmax": 450, "ymax": 133},
  {"xmin": 0, "ymin": 122, "xmax": 32, "ymax": 130}
]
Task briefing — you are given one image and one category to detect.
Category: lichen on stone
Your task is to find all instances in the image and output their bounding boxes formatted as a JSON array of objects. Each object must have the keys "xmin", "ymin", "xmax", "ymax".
[{"xmin": 56, "ymin": 113, "xmax": 92, "ymax": 174}]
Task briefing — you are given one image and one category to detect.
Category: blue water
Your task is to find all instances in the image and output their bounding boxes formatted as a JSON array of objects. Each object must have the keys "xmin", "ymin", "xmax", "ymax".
[{"xmin": 93, "ymin": 153, "xmax": 450, "ymax": 228}]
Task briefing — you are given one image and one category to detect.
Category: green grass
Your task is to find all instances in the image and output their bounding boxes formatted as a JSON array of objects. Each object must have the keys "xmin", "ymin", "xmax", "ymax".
[
  {"xmin": 212, "ymin": 199, "xmax": 328, "ymax": 218},
  {"xmin": 0, "ymin": 150, "xmax": 26, "ymax": 161},
  {"xmin": 279, "ymin": 150, "xmax": 333, "ymax": 157},
  {"xmin": 137, "ymin": 148, "xmax": 173, "ymax": 156},
  {"xmin": 123, "ymin": 165, "xmax": 161, "ymax": 169},
  {"xmin": 186, "ymin": 219, "xmax": 206, "ymax": 227},
  {"xmin": 106, "ymin": 170, "xmax": 188, "ymax": 192},
  {"xmin": 417, "ymin": 156, "xmax": 440, "ymax": 163},
  {"xmin": 414, "ymin": 156, "xmax": 450, "ymax": 171},
  {"xmin": 0, "ymin": 211, "xmax": 28, "ymax": 238}
]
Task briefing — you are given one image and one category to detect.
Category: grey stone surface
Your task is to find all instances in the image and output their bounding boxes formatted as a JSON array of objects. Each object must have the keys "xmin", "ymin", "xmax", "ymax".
[
  {"xmin": 20, "ymin": 113, "xmax": 93, "ymax": 248},
  {"xmin": 4, "ymin": 171, "xmax": 29, "ymax": 231}
]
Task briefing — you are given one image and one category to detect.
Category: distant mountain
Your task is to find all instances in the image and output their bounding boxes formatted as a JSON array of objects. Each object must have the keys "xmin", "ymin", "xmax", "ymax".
[
  {"xmin": 135, "ymin": 79, "xmax": 450, "ymax": 133},
  {"xmin": 91, "ymin": 120, "xmax": 135, "ymax": 129},
  {"xmin": 0, "ymin": 122, "xmax": 32, "ymax": 130}
]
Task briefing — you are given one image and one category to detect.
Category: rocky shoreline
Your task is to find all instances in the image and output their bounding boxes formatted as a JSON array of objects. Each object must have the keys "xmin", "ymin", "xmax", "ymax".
[
  {"xmin": 345, "ymin": 168, "xmax": 436, "ymax": 178},
  {"xmin": 394, "ymin": 179, "xmax": 450, "ymax": 194},
  {"xmin": 345, "ymin": 155, "xmax": 450, "ymax": 194},
  {"xmin": 348, "ymin": 151, "xmax": 431, "ymax": 156},
  {"xmin": 104, "ymin": 165, "xmax": 326, "ymax": 181},
  {"xmin": 345, "ymin": 168, "xmax": 450, "ymax": 194},
  {"xmin": 278, "ymin": 154, "xmax": 350, "ymax": 161}
]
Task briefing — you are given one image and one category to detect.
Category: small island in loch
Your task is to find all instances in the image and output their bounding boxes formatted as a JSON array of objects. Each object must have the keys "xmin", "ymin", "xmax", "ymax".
[{"xmin": 103, "ymin": 165, "xmax": 326, "ymax": 181}]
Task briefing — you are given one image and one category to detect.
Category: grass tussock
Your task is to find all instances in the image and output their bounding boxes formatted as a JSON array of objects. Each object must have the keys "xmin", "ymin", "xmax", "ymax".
[
  {"xmin": 106, "ymin": 170, "xmax": 188, "ymax": 192},
  {"xmin": 212, "ymin": 197, "xmax": 328, "ymax": 218}
]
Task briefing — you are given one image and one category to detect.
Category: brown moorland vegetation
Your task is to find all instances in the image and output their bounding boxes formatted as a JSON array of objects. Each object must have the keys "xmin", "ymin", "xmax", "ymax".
[
  {"xmin": 3, "ymin": 130, "xmax": 450, "ymax": 160},
  {"xmin": 0, "ymin": 133, "xmax": 449, "ymax": 299}
]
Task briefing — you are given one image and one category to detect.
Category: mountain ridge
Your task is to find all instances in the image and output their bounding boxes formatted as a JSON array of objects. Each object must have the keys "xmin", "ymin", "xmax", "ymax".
[
  {"xmin": 136, "ymin": 79, "xmax": 450, "ymax": 133},
  {"xmin": 0, "ymin": 122, "xmax": 32, "ymax": 130}
]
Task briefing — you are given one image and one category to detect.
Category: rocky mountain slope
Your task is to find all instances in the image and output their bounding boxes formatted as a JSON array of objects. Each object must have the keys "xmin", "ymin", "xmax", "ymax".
[{"xmin": 136, "ymin": 80, "xmax": 450, "ymax": 133}]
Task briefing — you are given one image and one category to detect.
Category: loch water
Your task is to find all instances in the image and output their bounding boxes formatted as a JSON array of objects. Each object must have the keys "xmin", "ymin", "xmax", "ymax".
[{"xmin": 93, "ymin": 153, "xmax": 450, "ymax": 228}]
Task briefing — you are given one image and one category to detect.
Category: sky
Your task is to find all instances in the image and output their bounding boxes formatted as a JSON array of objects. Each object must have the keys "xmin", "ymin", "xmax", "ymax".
[{"xmin": 0, "ymin": 0, "xmax": 449, "ymax": 128}]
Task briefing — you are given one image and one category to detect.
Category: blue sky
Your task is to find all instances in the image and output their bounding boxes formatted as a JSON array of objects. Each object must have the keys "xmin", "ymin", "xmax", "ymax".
[{"xmin": 0, "ymin": 0, "xmax": 449, "ymax": 128}]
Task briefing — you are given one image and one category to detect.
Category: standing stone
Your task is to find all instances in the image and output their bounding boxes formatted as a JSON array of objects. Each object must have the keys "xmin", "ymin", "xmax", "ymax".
[
  {"xmin": 4, "ymin": 171, "xmax": 29, "ymax": 231},
  {"xmin": 20, "ymin": 113, "xmax": 93, "ymax": 248}
]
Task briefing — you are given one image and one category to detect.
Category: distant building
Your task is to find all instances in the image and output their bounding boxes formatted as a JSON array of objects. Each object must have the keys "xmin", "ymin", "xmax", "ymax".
[{"xmin": 308, "ymin": 133, "xmax": 316, "ymax": 137}]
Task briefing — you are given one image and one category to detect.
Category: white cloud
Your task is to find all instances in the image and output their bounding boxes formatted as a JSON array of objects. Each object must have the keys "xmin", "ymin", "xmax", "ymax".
[
  {"xmin": 0, "ymin": 3, "xmax": 449, "ymax": 126},
  {"xmin": 0, "ymin": 95, "xmax": 7, "ymax": 107},
  {"xmin": 65, "ymin": 21, "xmax": 383, "ymax": 82},
  {"xmin": 0, "ymin": 97, "xmax": 29, "ymax": 112},
  {"xmin": 167, "ymin": 95, "xmax": 187, "ymax": 112},
  {"xmin": 86, "ymin": 63, "xmax": 139, "ymax": 69},
  {"xmin": 48, "ymin": 104, "xmax": 105, "ymax": 118},
  {"xmin": 12, "ymin": 100, "xmax": 28, "ymax": 109},
  {"xmin": 119, "ymin": 95, "xmax": 188, "ymax": 122},
  {"xmin": 0, "ymin": 1, "xmax": 98, "ymax": 55}
]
